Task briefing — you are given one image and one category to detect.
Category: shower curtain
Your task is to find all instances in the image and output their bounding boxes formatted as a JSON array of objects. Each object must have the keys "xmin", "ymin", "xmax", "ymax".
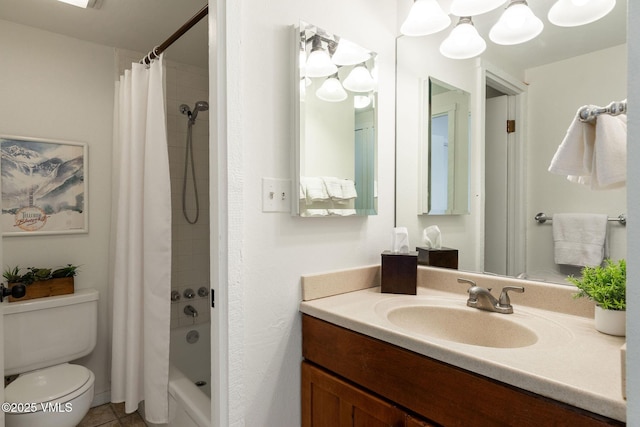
[{"xmin": 110, "ymin": 54, "xmax": 172, "ymax": 423}]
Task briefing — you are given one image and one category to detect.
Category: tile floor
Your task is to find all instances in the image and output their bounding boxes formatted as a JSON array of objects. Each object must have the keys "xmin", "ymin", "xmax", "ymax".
[{"xmin": 77, "ymin": 402, "xmax": 147, "ymax": 427}]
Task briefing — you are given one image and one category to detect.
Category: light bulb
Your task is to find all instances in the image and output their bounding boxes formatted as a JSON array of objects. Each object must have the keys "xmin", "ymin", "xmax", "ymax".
[
  {"xmin": 401, "ymin": 0, "xmax": 451, "ymax": 37},
  {"xmin": 440, "ymin": 18, "xmax": 486, "ymax": 59},
  {"xmin": 316, "ymin": 77, "xmax": 347, "ymax": 102},
  {"xmin": 548, "ymin": 0, "xmax": 615, "ymax": 27},
  {"xmin": 343, "ymin": 66, "xmax": 376, "ymax": 93},
  {"xmin": 332, "ymin": 39, "xmax": 370, "ymax": 66},
  {"xmin": 305, "ymin": 49, "xmax": 338, "ymax": 78},
  {"xmin": 354, "ymin": 95, "xmax": 371, "ymax": 109},
  {"xmin": 490, "ymin": 1, "xmax": 543, "ymax": 45}
]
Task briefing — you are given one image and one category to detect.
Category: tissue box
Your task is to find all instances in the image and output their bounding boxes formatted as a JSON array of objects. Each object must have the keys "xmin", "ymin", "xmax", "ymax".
[
  {"xmin": 416, "ymin": 247, "xmax": 458, "ymax": 269},
  {"xmin": 381, "ymin": 251, "xmax": 418, "ymax": 295}
]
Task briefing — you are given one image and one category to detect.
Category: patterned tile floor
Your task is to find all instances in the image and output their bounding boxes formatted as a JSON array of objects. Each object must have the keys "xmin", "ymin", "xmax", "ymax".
[{"xmin": 77, "ymin": 402, "xmax": 146, "ymax": 427}]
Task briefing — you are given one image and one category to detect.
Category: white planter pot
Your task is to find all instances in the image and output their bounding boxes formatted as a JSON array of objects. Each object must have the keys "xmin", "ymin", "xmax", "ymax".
[{"xmin": 594, "ymin": 305, "xmax": 626, "ymax": 336}]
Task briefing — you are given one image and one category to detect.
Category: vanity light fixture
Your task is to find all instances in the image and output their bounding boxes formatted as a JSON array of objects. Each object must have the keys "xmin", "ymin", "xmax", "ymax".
[
  {"xmin": 316, "ymin": 74, "xmax": 348, "ymax": 102},
  {"xmin": 400, "ymin": 0, "xmax": 451, "ymax": 37},
  {"xmin": 440, "ymin": 17, "xmax": 487, "ymax": 60},
  {"xmin": 489, "ymin": 0, "xmax": 544, "ymax": 45},
  {"xmin": 354, "ymin": 95, "xmax": 372, "ymax": 109},
  {"xmin": 450, "ymin": 0, "xmax": 507, "ymax": 16},
  {"xmin": 548, "ymin": 0, "xmax": 616, "ymax": 27},
  {"xmin": 342, "ymin": 65, "xmax": 376, "ymax": 93},
  {"xmin": 305, "ymin": 37, "xmax": 338, "ymax": 78},
  {"xmin": 332, "ymin": 39, "xmax": 371, "ymax": 66}
]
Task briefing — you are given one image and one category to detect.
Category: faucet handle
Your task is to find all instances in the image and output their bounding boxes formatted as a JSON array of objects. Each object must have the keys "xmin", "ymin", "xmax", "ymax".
[
  {"xmin": 457, "ymin": 278, "xmax": 476, "ymax": 292},
  {"xmin": 498, "ymin": 286, "xmax": 524, "ymax": 307}
]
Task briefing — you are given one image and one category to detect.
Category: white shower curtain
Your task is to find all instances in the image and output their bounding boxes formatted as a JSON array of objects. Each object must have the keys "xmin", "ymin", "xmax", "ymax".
[{"xmin": 110, "ymin": 55, "xmax": 172, "ymax": 423}]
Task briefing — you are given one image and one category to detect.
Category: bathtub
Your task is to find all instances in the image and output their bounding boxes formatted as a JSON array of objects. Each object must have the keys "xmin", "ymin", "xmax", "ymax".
[{"xmin": 145, "ymin": 322, "xmax": 211, "ymax": 427}]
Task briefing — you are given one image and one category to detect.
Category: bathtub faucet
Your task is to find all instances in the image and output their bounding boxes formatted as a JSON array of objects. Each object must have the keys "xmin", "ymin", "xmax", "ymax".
[{"xmin": 184, "ymin": 305, "xmax": 198, "ymax": 318}]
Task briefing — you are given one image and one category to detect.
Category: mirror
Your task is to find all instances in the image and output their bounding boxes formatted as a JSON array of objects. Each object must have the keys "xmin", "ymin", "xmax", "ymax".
[
  {"xmin": 395, "ymin": 1, "xmax": 627, "ymax": 284},
  {"xmin": 295, "ymin": 21, "xmax": 378, "ymax": 217},
  {"xmin": 423, "ymin": 77, "xmax": 470, "ymax": 215}
]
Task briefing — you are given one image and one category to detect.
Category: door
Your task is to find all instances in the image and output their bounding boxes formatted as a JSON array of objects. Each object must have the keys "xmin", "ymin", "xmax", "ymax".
[{"xmin": 484, "ymin": 95, "xmax": 509, "ymax": 275}]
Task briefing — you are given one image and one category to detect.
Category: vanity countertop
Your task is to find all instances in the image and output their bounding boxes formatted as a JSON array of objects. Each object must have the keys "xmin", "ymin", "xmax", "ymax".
[{"xmin": 299, "ymin": 267, "xmax": 626, "ymax": 422}]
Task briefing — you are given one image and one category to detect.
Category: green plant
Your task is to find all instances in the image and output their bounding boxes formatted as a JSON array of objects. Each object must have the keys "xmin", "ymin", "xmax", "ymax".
[
  {"xmin": 51, "ymin": 264, "xmax": 79, "ymax": 278},
  {"xmin": 568, "ymin": 259, "xmax": 626, "ymax": 310},
  {"xmin": 3, "ymin": 266, "xmax": 22, "ymax": 283}
]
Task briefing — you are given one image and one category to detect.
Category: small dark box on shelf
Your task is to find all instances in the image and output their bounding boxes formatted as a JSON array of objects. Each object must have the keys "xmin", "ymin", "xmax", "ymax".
[
  {"xmin": 416, "ymin": 247, "xmax": 458, "ymax": 270},
  {"xmin": 381, "ymin": 250, "xmax": 418, "ymax": 295}
]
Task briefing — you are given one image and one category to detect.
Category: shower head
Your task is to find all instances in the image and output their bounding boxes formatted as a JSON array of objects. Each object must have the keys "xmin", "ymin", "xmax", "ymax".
[{"xmin": 180, "ymin": 101, "xmax": 209, "ymax": 123}]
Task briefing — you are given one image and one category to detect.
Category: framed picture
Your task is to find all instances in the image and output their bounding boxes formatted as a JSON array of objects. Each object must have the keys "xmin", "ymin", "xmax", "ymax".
[{"xmin": 1, "ymin": 135, "xmax": 88, "ymax": 236}]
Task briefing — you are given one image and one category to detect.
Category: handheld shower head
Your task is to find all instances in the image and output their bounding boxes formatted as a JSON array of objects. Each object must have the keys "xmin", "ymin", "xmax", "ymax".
[{"xmin": 180, "ymin": 101, "xmax": 209, "ymax": 123}]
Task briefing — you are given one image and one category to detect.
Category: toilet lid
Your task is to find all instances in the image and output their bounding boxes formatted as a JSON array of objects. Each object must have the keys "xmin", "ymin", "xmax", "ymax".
[{"xmin": 5, "ymin": 363, "xmax": 92, "ymax": 404}]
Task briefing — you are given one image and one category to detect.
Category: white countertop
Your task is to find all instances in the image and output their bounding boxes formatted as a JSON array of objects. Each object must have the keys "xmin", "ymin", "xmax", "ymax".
[{"xmin": 300, "ymin": 284, "xmax": 626, "ymax": 422}]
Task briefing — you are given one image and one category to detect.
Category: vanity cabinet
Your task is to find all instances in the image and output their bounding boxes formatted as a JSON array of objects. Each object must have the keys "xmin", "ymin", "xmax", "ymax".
[{"xmin": 302, "ymin": 314, "xmax": 624, "ymax": 427}]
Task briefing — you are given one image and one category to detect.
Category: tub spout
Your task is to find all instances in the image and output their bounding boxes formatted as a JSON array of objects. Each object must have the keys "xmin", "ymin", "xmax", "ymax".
[{"xmin": 184, "ymin": 305, "xmax": 198, "ymax": 318}]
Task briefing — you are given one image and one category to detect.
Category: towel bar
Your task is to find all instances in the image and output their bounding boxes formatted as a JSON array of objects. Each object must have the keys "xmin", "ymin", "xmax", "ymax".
[{"xmin": 534, "ymin": 212, "xmax": 626, "ymax": 226}]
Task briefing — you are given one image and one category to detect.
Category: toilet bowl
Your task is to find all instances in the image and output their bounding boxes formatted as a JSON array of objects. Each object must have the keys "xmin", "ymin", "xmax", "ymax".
[
  {"xmin": 5, "ymin": 363, "xmax": 95, "ymax": 427},
  {"xmin": 2, "ymin": 289, "xmax": 99, "ymax": 427}
]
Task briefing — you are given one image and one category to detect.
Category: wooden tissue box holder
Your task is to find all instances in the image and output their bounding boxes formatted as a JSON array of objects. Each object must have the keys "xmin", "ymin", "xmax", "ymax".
[
  {"xmin": 416, "ymin": 247, "xmax": 458, "ymax": 270},
  {"xmin": 381, "ymin": 250, "xmax": 418, "ymax": 295}
]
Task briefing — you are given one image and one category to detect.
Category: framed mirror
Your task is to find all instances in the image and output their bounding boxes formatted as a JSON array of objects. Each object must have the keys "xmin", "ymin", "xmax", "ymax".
[
  {"xmin": 294, "ymin": 21, "xmax": 378, "ymax": 217},
  {"xmin": 422, "ymin": 77, "xmax": 471, "ymax": 215}
]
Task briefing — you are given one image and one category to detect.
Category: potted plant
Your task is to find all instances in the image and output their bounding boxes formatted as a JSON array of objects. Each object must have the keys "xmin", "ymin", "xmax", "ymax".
[
  {"xmin": 568, "ymin": 258, "xmax": 626, "ymax": 336},
  {"xmin": 2, "ymin": 264, "xmax": 79, "ymax": 302}
]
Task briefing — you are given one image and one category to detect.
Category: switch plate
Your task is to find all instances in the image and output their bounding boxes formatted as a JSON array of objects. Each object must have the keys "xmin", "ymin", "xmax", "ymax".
[{"xmin": 262, "ymin": 178, "xmax": 291, "ymax": 212}]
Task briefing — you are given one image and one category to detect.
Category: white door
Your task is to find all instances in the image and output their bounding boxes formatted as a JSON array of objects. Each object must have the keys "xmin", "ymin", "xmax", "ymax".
[{"xmin": 484, "ymin": 95, "xmax": 509, "ymax": 275}]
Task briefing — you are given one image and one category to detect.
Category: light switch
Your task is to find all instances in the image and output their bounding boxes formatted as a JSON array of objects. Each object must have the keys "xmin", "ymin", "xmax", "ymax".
[{"xmin": 262, "ymin": 178, "xmax": 291, "ymax": 213}]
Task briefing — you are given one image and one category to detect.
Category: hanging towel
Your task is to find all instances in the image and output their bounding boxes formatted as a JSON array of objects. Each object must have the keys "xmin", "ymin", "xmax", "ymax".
[
  {"xmin": 548, "ymin": 108, "xmax": 596, "ymax": 182},
  {"xmin": 549, "ymin": 107, "xmax": 627, "ymax": 189},
  {"xmin": 552, "ymin": 213, "xmax": 608, "ymax": 267}
]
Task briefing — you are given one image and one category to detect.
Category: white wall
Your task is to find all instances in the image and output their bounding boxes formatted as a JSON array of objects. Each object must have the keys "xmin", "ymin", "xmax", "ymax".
[
  {"xmin": 0, "ymin": 20, "xmax": 115, "ymax": 405},
  {"xmin": 524, "ymin": 45, "xmax": 627, "ymax": 276},
  {"xmin": 221, "ymin": 0, "xmax": 396, "ymax": 425}
]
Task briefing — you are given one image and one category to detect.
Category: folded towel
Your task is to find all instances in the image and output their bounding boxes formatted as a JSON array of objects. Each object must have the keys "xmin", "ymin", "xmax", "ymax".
[
  {"xmin": 549, "ymin": 107, "xmax": 627, "ymax": 189},
  {"xmin": 301, "ymin": 177, "xmax": 329, "ymax": 202},
  {"xmin": 299, "ymin": 183, "xmax": 306, "ymax": 200},
  {"xmin": 301, "ymin": 209, "xmax": 329, "ymax": 217},
  {"xmin": 321, "ymin": 177, "xmax": 344, "ymax": 200},
  {"xmin": 552, "ymin": 213, "xmax": 608, "ymax": 267},
  {"xmin": 341, "ymin": 179, "xmax": 358, "ymax": 200},
  {"xmin": 328, "ymin": 209, "xmax": 357, "ymax": 216}
]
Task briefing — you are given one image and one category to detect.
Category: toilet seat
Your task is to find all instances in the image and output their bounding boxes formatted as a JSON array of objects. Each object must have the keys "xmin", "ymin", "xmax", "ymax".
[{"xmin": 5, "ymin": 363, "xmax": 94, "ymax": 405}]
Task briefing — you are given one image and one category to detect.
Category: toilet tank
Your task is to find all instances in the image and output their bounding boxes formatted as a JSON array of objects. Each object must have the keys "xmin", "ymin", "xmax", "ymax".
[{"xmin": 3, "ymin": 288, "xmax": 99, "ymax": 376}]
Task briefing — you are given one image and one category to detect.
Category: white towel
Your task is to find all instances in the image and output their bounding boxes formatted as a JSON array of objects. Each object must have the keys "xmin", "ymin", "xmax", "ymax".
[
  {"xmin": 321, "ymin": 177, "xmax": 344, "ymax": 200},
  {"xmin": 341, "ymin": 179, "xmax": 358, "ymax": 200},
  {"xmin": 552, "ymin": 213, "xmax": 608, "ymax": 267},
  {"xmin": 301, "ymin": 209, "xmax": 329, "ymax": 217},
  {"xmin": 328, "ymin": 209, "xmax": 357, "ymax": 216},
  {"xmin": 549, "ymin": 108, "xmax": 626, "ymax": 189},
  {"xmin": 301, "ymin": 177, "xmax": 329, "ymax": 202}
]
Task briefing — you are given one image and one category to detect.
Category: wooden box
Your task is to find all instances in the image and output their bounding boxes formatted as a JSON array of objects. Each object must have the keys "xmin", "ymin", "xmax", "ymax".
[
  {"xmin": 416, "ymin": 247, "xmax": 458, "ymax": 270},
  {"xmin": 9, "ymin": 277, "xmax": 74, "ymax": 302},
  {"xmin": 381, "ymin": 251, "xmax": 418, "ymax": 295}
]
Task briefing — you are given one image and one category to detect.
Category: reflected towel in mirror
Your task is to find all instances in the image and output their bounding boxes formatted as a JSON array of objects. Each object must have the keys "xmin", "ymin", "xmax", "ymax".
[{"xmin": 552, "ymin": 213, "xmax": 608, "ymax": 267}]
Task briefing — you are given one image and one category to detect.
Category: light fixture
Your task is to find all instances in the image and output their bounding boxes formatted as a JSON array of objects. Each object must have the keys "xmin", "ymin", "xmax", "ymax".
[
  {"xmin": 56, "ymin": 0, "xmax": 97, "ymax": 8},
  {"xmin": 440, "ymin": 17, "xmax": 486, "ymax": 60},
  {"xmin": 305, "ymin": 37, "xmax": 338, "ymax": 78},
  {"xmin": 316, "ymin": 75, "xmax": 348, "ymax": 102},
  {"xmin": 342, "ymin": 65, "xmax": 376, "ymax": 93},
  {"xmin": 354, "ymin": 95, "xmax": 372, "ymax": 109},
  {"xmin": 548, "ymin": 0, "xmax": 616, "ymax": 27},
  {"xmin": 400, "ymin": 0, "xmax": 451, "ymax": 37},
  {"xmin": 332, "ymin": 39, "xmax": 371, "ymax": 66},
  {"xmin": 489, "ymin": 0, "xmax": 544, "ymax": 45},
  {"xmin": 450, "ymin": 0, "xmax": 507, "ymax": 16}
]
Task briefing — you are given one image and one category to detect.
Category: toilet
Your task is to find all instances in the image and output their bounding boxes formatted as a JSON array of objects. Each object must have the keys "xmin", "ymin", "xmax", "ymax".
[{"xmin": 3, "ymin": 289, "xmax": 99, "ymax": 427}]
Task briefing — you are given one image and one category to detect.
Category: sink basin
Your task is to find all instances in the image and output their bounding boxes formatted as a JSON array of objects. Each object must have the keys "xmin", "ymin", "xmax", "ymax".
[
  {"xmin": 387, "ymin": 305, "xmax": 538, "ymax": 348},
  {"xmin": 375, "ymin": 297, "xmax": 572, "ymax": 349}
]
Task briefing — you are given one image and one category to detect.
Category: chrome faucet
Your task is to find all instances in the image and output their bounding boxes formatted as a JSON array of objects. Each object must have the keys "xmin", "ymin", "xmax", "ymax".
[
  {"xmin": 184, "ymin": 305, "xmax": 198, "ymax": 318},
  {"xmin": 457, "ymin": 278, "xmax": 524, "ymax": 314}
]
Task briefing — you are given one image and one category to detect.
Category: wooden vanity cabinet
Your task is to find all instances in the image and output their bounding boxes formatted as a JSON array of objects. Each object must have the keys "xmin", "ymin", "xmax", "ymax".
[{"xmin": 302, "ymin": 314, "xmax": 624, "ymax": 427}]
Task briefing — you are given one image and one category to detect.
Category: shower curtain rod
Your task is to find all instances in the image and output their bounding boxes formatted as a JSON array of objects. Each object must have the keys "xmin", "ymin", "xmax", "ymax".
[{"xmin": 140, "ymin": 4, "xmax": 208, "ymax": 65}]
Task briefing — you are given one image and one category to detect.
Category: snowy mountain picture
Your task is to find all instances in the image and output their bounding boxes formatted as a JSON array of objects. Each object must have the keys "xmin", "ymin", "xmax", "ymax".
[{"xmin": 1, "ymin": 137, "xmax": 87, "ymax": 235}]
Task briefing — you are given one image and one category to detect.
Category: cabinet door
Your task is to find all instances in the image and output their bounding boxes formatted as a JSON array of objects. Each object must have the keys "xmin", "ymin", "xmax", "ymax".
[
  {"xmin": 405, "ymin": 414, "xmax": 437, "ymax": 427},
  {"xmin": 302, "ymin": 362, "xmax": 405, "ymax": 427}
]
